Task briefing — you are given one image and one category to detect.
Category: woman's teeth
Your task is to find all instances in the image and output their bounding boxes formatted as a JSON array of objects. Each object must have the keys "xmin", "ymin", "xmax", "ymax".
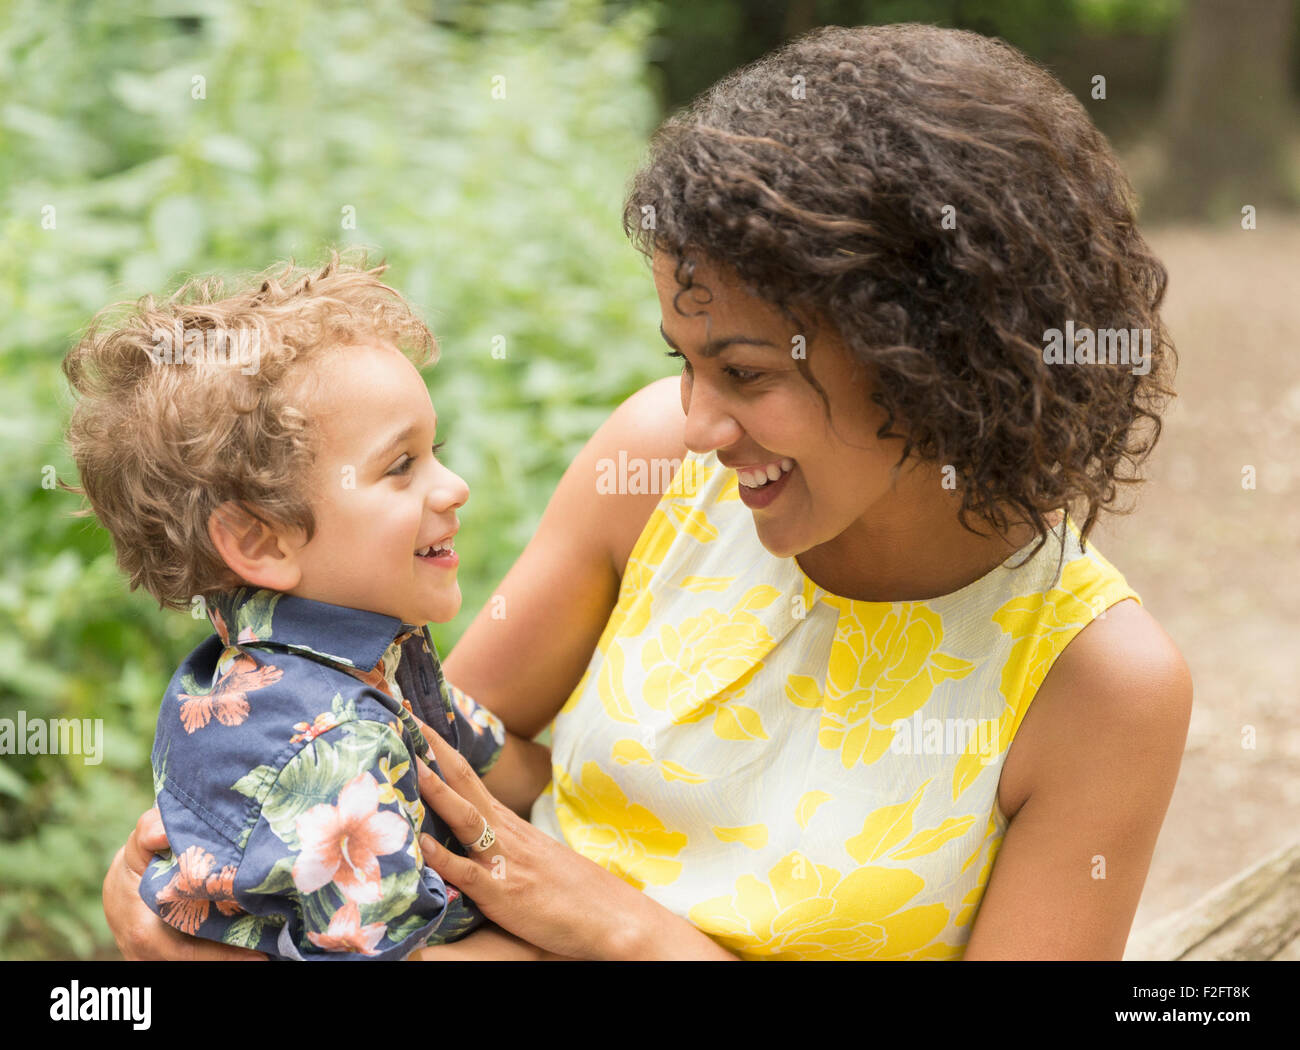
[
  {"xmin": 416, "ymin": 542, "xmax": 453, "ymax": 558},
  {"xmin": 737, "ymin": 459, "xmax": 795, "ymax": 488}
]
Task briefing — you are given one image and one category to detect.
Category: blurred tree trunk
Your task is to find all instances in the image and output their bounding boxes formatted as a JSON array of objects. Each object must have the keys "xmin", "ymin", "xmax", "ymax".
[{"xmin": 1153, "ymin": 0, "xmax": 1296, "ymax": 219}]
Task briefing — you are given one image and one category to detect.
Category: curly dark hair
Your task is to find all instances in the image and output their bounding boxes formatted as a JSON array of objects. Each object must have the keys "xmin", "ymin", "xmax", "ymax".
[{"xmin": 623, "ymin": 23, "xmax": 1175, "ymax": 554}]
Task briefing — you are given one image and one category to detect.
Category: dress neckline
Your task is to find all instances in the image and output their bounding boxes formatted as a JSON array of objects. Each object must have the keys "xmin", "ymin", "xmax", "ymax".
[{"xmin": 793, "ymin": 514, "xmax": 1072, "ymax": 612}]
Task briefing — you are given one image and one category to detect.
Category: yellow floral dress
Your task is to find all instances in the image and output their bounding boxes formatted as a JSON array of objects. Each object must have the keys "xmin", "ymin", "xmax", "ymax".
[{"xmin": 529, "ymin": 451, "xmax": 1139, "ymax": 959}]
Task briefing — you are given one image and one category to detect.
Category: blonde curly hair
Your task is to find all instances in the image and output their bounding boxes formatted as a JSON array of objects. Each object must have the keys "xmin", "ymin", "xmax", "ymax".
[{"xmin": 61, "ymin": 248, "xmax": 437, "ymax": 610}]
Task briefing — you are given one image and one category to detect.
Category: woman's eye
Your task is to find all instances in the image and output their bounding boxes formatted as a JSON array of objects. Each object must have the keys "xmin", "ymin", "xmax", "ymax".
[
  {"xmin": 666, "ymin": 349, "xmax": 759, "ymax": 384},
  {"xmin": 432, "ymin": 440, "xmax": 446, "ymax": 458}
]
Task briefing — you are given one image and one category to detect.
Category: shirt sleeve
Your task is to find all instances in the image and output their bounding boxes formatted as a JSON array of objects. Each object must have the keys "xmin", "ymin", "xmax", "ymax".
[
  {"xmin": 232, "ymin": 720, "xmax": 474, "ymax": 960},
  {"xmin": 442, "ymin": 679, "xmax": 507, "ymax": 776}
]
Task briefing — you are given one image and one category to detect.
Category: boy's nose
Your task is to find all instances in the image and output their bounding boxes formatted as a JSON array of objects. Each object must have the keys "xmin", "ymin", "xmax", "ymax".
[{"xmin": 429, "ymin": 463, "xmax": 469, "ymax": 512}]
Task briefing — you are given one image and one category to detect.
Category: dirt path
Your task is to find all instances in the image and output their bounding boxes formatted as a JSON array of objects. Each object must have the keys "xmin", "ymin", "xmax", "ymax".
[{"xmin": 1088, "ymin": 218, "xmax": 1300, "ymax": 938}]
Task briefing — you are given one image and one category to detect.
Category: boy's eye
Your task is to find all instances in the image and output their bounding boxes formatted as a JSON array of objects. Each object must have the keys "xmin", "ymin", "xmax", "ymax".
[{"xmin": 387, "ymin": 440, "xmax": 446, "ymax": 477}]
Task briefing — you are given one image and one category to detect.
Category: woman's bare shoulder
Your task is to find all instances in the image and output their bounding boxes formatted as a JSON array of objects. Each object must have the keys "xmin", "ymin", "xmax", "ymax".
[
  {"xmin": 1013, "ymin": 599, "xmax": 1193, "ymax": 812},
  {"xmin": 579, "ymin": 376, "xmax": 687, "ymax": 574},
  {"xmin": 599, "ymin": 375, "xmax": 687, "ymax": 459},
  {"xmin": 442, "ymin": 377, "xmax": 687, "ymax": 735},
  {"xmin": 966, "ymin": 601, "xmax": 1192, "ymax": 958}
]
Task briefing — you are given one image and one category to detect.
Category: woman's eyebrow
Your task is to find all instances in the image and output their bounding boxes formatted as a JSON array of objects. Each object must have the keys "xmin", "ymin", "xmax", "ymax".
[{"xmin": 659, "ymin": 322, "xmax": 777, "ymax": 358}]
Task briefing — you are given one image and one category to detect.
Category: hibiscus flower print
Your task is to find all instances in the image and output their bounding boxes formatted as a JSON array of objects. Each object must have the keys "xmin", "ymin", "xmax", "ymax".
[
  {"xmin": 209, "ymin": 605, "xmax": 261, "ymax": 646},
  {"xmin": 210, "ymin": 606, "xmax": 229, "ymax": 644},
  {"xmin": 178, "ymin": 653, "xmax": 283, "ymax": 734},
  {"xmin": 292, "ymin": 772, "xmax": 410, "ymax": 903},
  {"xmin": 290, "ymin": 710, "xmax": 340, "ymax": 744},
  {"xmin": 450, "ymin": 684, "xmax": 506, "ymax": 744},
  {"xmin": 341, "ymin": 636, "xmax": 411, "ymax": 699},
  {"xmin": 307, "ymin": 901, "xmax": 388, "ymax": 955},
  {"xmin": 154, "ymin": 845, "xmax": 244, "ymax": 935},
  {"xmin": 347, "ymin": 663, "xmax": 393, "ymax": 697}
]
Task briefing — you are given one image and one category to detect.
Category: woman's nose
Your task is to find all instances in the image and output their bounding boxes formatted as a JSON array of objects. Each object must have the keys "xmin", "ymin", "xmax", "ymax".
[{"xmin": 681, "ymin": 377, "xmax": 743, "ymax": 455}]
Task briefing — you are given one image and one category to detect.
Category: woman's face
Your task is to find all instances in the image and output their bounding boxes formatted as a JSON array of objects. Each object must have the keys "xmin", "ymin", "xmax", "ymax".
[{"xmin": 651, "ymin": 251, "xmax": 915, "ymax": 560}]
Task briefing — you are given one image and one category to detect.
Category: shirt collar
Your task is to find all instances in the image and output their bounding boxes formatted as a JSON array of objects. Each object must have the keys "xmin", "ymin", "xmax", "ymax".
[{"xmin": 206, "ymin": 588, "xmax": 420, "ymax": 673}]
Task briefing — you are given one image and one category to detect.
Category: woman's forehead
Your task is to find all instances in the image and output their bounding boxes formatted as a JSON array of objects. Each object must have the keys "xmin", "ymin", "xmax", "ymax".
[{"xmin": 652, "ymin": 251, "xmax": 786, "ymax": 324}]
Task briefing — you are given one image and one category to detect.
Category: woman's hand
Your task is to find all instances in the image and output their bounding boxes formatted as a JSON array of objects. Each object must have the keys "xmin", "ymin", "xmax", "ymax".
[
  {"xmin": 413, "ymin": 720, "xmax": 738, "ymax": 961},
  {"xmin": 102, "ymin": 808, "xmax": 266, "ymax": 961}
]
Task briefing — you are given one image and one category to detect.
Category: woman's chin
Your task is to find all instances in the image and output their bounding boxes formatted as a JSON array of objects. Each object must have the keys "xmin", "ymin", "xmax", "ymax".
[{"xmin": 751, "ymin": 520, "xmax": 810, "ymax": 561}]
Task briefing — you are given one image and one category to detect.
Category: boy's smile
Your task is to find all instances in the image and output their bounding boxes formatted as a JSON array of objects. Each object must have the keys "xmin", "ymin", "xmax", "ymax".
[{"xmin": 283, "ymin": 340, "xmax": 468, "ymax": 626}]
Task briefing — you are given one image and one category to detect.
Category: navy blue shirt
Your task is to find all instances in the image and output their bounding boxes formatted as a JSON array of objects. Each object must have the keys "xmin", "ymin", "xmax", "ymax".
[{"xmin": 139, "ymin": 588, "xmax": 506, "ymax": 959}]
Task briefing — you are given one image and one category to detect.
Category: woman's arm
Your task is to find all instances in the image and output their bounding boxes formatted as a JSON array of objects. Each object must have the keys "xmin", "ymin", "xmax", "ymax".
[
  {"xmin": 963, "ymin": 600, "xmax": 1193, "ymax": 959},
  {"xmin": 443, "ymin": 377, "xmax": 686, "ymax": 738},
  {"xmin": 406, "ymin": 923, "xmax": 570, "ymax": 961},
  {"xmin": 478, "ymin": 733, "xmax": 553, "ymax": 817}
]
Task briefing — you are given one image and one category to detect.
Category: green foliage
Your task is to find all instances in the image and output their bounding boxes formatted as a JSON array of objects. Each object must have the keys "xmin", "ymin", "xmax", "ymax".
[
  {"xmin": 643, "ymin": 0, "xmax": 1185, "ymax": 112},
  {"xmin": 1073, "ymin": 0, "xmax": 1184, "ymax": 34},
  {"xmin": 0, "ymin": 0, "xmax": 664, "ymax": 958}
]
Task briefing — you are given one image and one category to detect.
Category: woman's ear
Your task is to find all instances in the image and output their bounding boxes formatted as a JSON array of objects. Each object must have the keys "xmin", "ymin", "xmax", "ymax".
[{"xmin": 207, "ymin": 501, "xmax": 303, "ymax": 593}]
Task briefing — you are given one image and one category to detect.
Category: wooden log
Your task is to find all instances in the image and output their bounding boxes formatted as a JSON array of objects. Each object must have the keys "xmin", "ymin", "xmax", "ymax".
[{"xmin": 1124, "ymin": 837, "xmax": 1300, "ymax": 960}]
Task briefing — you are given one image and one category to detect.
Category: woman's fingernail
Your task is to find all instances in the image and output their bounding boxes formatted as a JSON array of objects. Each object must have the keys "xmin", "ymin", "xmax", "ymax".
[{"xmin": 419, "ymin": 833, "xmax": 437, "ymax": 853}]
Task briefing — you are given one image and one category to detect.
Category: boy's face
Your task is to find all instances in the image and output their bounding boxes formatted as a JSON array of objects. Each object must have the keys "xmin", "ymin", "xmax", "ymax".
[{"xmin": 286, "ymin": 341, "xmax": 468, "ymax": 626}]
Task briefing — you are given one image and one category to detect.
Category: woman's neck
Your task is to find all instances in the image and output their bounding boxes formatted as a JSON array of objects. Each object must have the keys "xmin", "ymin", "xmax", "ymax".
[{"xmin": 795, "ymin": 478, "xmax": 1057, "ymax": 603}]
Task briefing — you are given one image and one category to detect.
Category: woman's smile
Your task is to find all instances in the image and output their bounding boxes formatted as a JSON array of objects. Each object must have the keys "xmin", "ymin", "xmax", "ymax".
[
  {"xmin": 651, "ymin": 249, "xmax": 907, "ymax": 565},
  {"xmin": 731, "ymin": 457, "xmax": 795, "ymax": 489},
  {"xmin": 732, "ymin": 458, "xmax": 796, "ymax": 509}
]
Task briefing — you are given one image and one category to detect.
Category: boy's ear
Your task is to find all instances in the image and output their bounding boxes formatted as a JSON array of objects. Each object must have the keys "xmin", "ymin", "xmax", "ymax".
[{"xmin": 208, "ymin": 501, "xmax": 303, "ymax": 593}]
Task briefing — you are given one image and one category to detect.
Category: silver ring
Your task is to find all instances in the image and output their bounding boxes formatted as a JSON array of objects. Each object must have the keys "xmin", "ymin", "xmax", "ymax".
[{"xmin": 463, "ymin": 818, "xmax": 495, "ymax": 854}]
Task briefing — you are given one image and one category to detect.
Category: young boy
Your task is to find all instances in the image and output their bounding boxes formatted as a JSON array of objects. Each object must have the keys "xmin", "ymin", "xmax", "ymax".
[{"xmin": 63, "ymin": 251, "xmax": 548, "ymax": 959}]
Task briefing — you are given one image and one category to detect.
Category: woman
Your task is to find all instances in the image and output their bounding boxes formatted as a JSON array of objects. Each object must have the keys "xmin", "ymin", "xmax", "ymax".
[{"xmin": 103, "ymin": 23, "xmax": 1191, "ymax": 960}]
